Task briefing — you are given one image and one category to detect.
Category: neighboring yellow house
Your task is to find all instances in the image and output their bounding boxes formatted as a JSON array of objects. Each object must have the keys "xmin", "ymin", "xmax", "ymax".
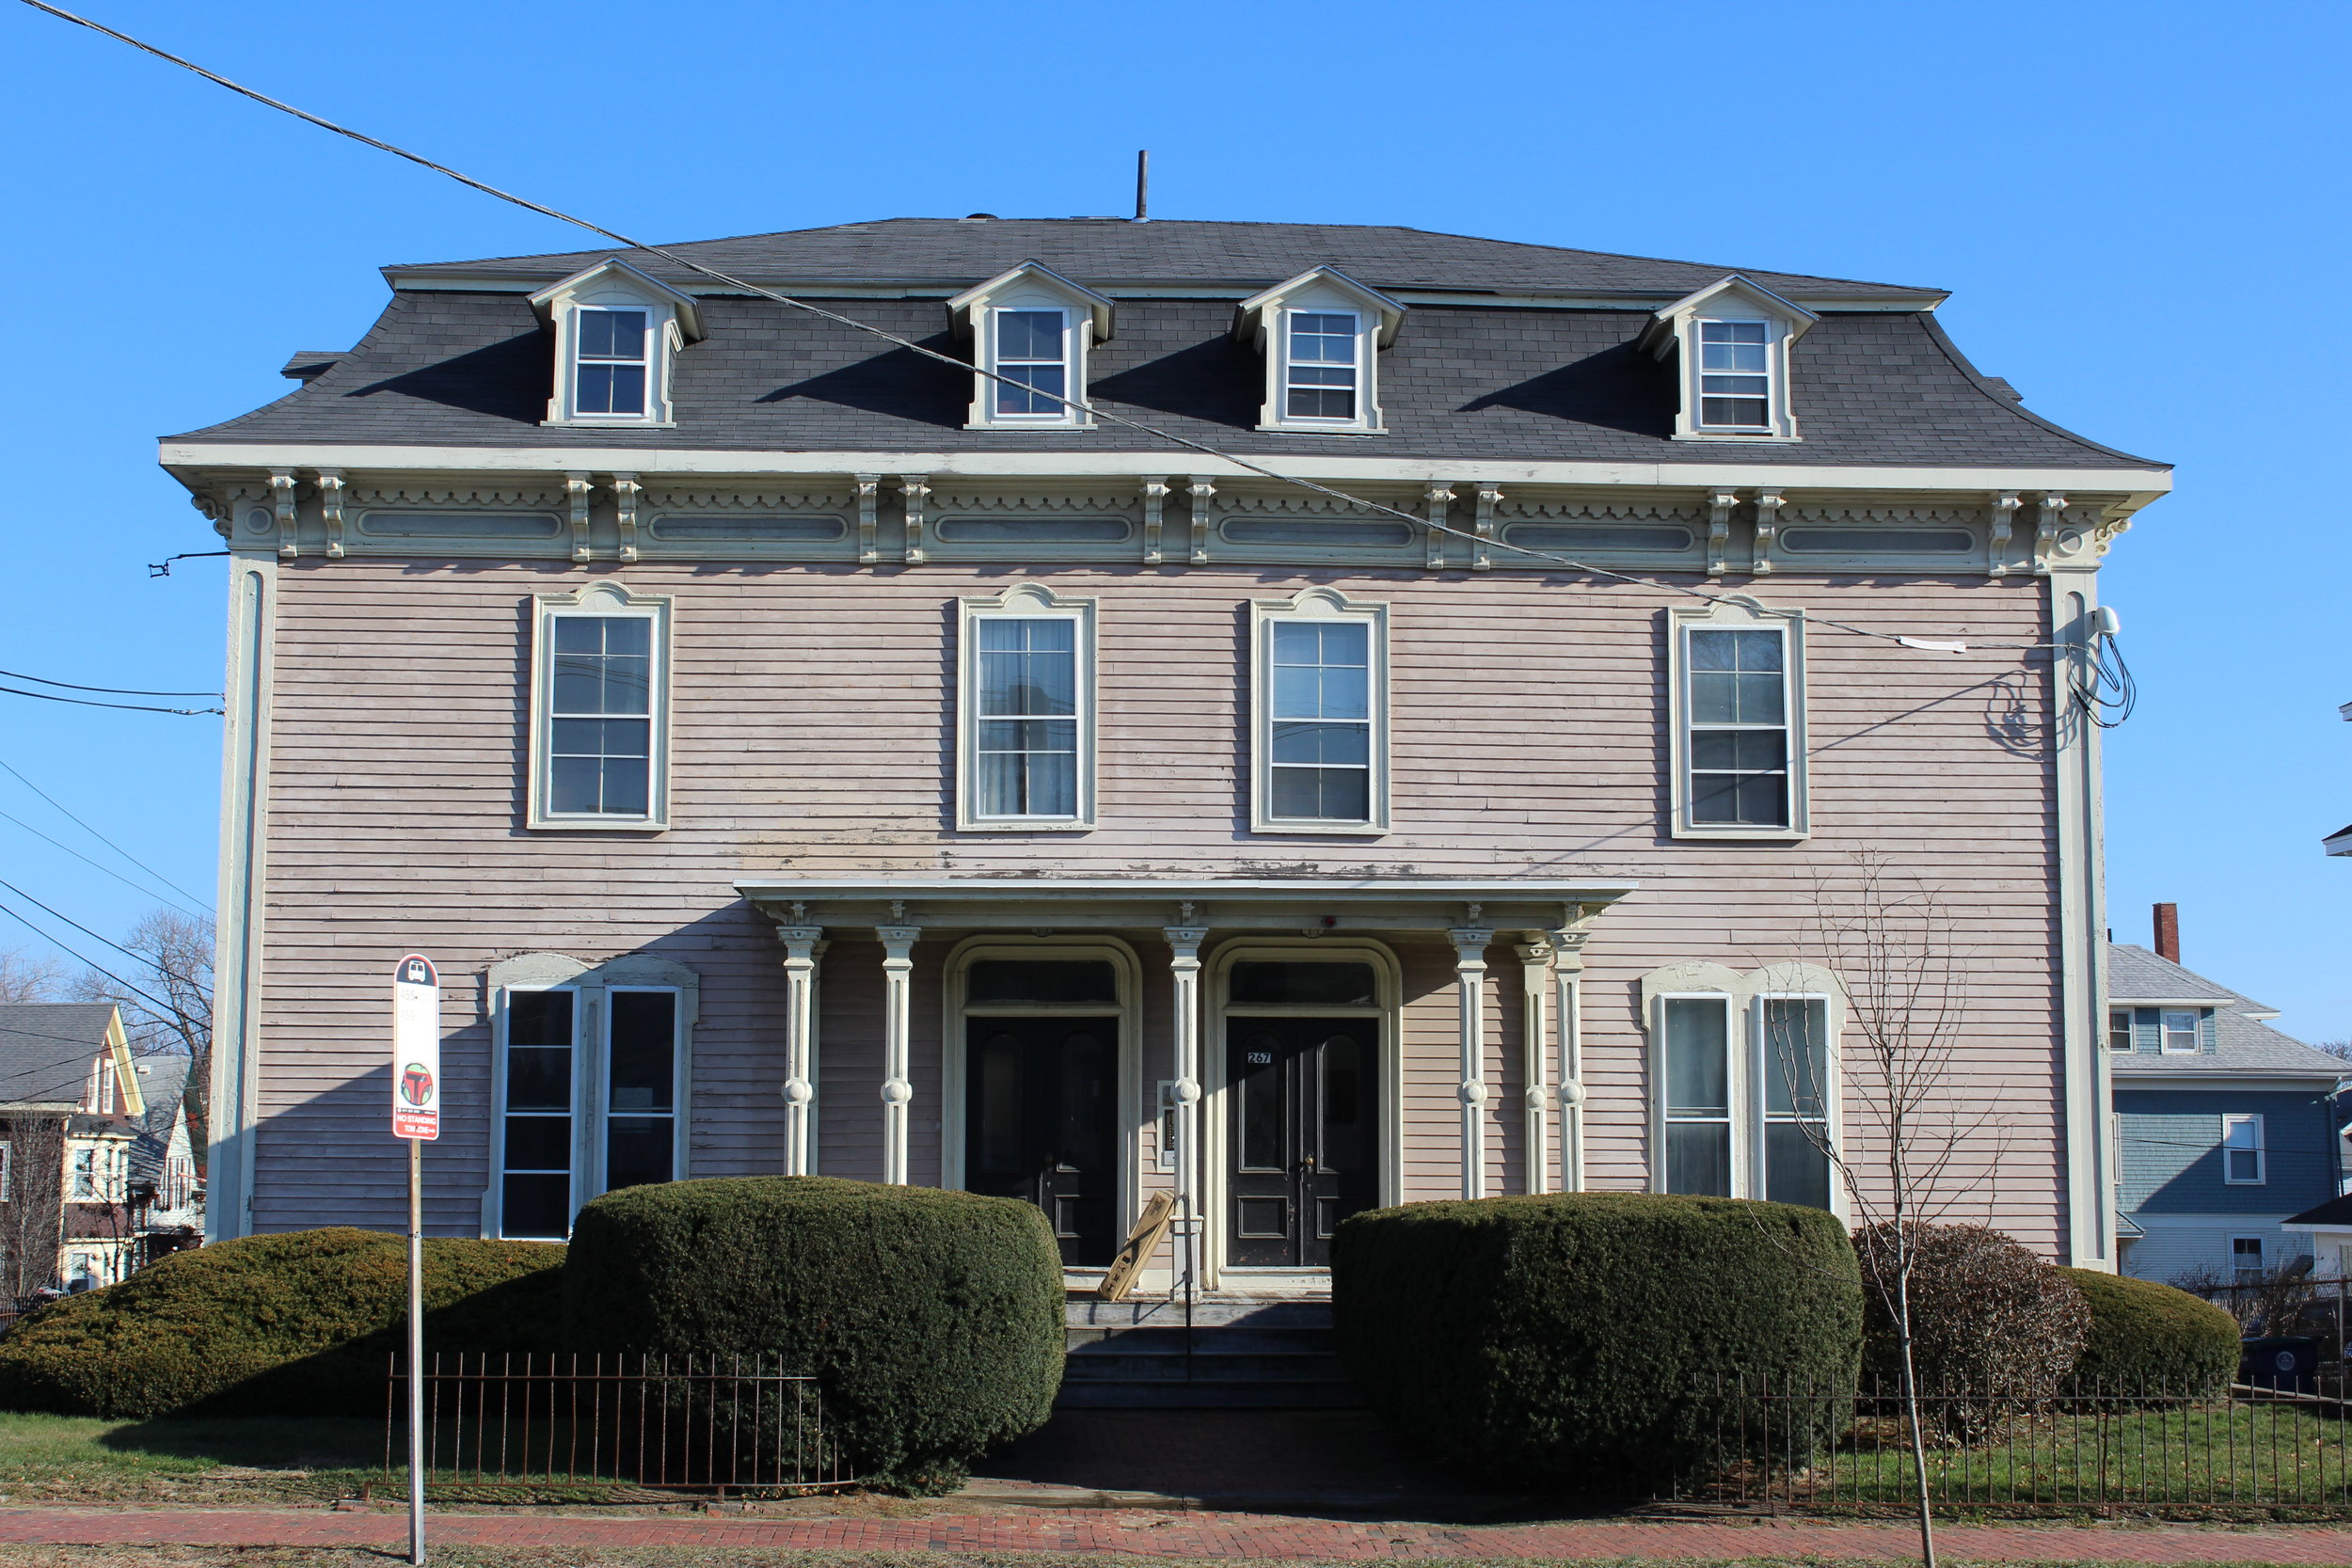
[{"xmin": 0, "ymin": 1004, "xmax": 144, "ymax": 1295}]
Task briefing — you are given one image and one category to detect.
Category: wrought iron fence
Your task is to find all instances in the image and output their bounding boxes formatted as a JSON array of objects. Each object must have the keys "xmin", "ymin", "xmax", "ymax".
[
  {"xmin": 383, "ymin": 1353, "xmax": 859, "ymax": 1497},
  {"xmin": 1648, "ymin": 1374, "xmax": 2352, "ymax": 1513},
  {"xmin": 2174, "ymin": 1275, "xmax": 2350, "ymax": 1364}
]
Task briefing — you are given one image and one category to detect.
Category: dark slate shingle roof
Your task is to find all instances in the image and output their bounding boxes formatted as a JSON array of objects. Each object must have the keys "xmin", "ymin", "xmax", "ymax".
[{"xmin": 0, "ymin": 1003, "xmax": 112, "ymax": 1107}]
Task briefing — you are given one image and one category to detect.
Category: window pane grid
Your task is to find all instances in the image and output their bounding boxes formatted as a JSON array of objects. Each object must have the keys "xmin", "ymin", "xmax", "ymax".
[
  {"xmin": 973, "ymin": 616, "xmax": 1080, "ymax": 818},
  {"xmin": 1285, "ymin": 311, "xmax": 1359, "ymax": 420},
  {"xmin": 994, "ymin": 309, "xmax": 1070, "ymax": 417},
  {"xmin": 575, "ymin": 309, "xmax": 649, "ymax": 417},
  {"xmin": 1697, "ymin": 320, "xmax": 1771, "ymax": 428},
  {"xmin": 548, "ymin": 615, "xmax": 654, "ymax": 816},
  {"xmin": 1761, "ymin": 997, "xmax": 1833, "ymax": 1209},
  {"xmin": 1266, "ymin": 619, "xmax": 1372, "ymax": 821},
  {"xmin": 1663, "ymin": 998, "xmax": 1731, "ymax": 1196},
  {"xmin": 501, "ymin": 990, "xmax": 575, "ymax": 1240},
  {"xmin": 1686, "ymin": 626, "xmax": 1790, "ymax": 828}
]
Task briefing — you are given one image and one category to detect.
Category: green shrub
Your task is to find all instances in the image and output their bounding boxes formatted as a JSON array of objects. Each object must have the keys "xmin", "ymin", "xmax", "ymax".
[
  {"xmin": 0, "ymin": 1227, "xmax": 563, "ymax": 1418},
  {"xmin": 561, "ymin": 1177, "xmax": 1063, "ymax": 1494},
  {"xmin": 2058, "ymin": 1268, "xmax": 2239, "ymax": 1399},
  {"xmin": 1331, "ymin": 1193, "xmax": 1863, "ymax": 1486},
  {"xmin": 1854, "ymin": 1223, "xmax": 2089, "ymax": 1439}
]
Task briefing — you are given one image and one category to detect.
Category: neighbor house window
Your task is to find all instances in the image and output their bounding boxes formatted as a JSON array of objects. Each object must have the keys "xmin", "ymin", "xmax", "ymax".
[
  {"xmin": 992, "ymin": 309, "xmax": 1070, "ymax": 418},
  {"xmin": 958, "ymin": 585, "xmax": 1096, "ymax": 830},
  {"xmin": 2223, "ymin": 1115, "xmax": 2265, "ymax": 1184},
  {"xmin": 1661, "ymin": 997, "xmax": 1732, "ymax": 1196},
  {"xmin": 2108, "ymin": 1009, "xmax": 2133, "ymax": 1052},
  {"xmin": 573, "ymin": 307, "xmax": 650, "ymax": 417},
  {"xmin": 2162, "ymin": 1010, "xmax": 2201, "ymax": 1053},
  {"xmin": 1285, "ymin": 311, "xmax": 1360, "ymax": 420},
  {"xmin": 2233, "ymin": 1235, "xmax": 2265, "ymax": 1278},
  {"xmin": 1671, "ymin": 602, "xmax": 1806, "ymax": 838},
  {"xmin": 1759, "ymin": 996, "xmax": 1833, "ymax": 1209},
  {"xmin": 96, "ymin": 1064, "xmax": 115, "ymax": 1115},
  {"xmin": 494, "ymin": 970, "xmax": 692, "ymax": 1241},
  {"xmin": 70, "ymin": 1148, "xmax": 95, "ymax": 1199},
  {"xmin": 0, "ymin": 1142, "xmax": 12, "ymax": 1203},
  {"xmin": 1697, "ymin": 320, "xmax": 1772, "ymax": 429},
  {"xmin": 1252, "ymin": 589, "xmax": 1389, "ymax": 832},
  {"xmin": 530, "ymin": 583, "xmax": 671, "ymax": 831}
]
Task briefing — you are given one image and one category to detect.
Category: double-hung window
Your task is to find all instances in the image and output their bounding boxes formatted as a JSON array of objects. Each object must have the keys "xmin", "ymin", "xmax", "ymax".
[
  {"xmin": 1697, "ymin": 320, "xmax": 1772, "ymax": 430},
  {"xmin": 992, "ymin": 309, "xmax": 1070, "ymax": 419},
  {"xmin": 1759, "ymin": 997, "xmax": 1833, "ymax": 1208},
  {"xmin": 574, "ymin": 307, "xmax": 651, "ymax": 418},
  {"xmin": 958, "ymin": 585, "xmax": 1095, "ymax": 830},
  {"xmin": 1661, "ymin": 997, "xmax": 1733, "ymax": 1196},
  {"xmin": 2233, "ymin": 1235, "xmax": 2265, "ymax": 1278},
  {"xmin": 70, "ymin": 1148, "xmax": 95, "ymax": 1200},
  {"xmin": 1671, "ymin": 603, "xmax": 1806, "ymax": 838},
  {"xmin": 2222, "ymin": 1115, "xmax": 2265, "ymax": 1184},
  {"xmin": 2108, "ymin": 1008, "xmax": 2134, "ymax": 1051},
  {"xmin": 1651, "ymin": 973, "xmax": 1839, "ymax": 1212},
  {"xmin": 1252, "ymin": 589, "xmax": 1388, "ymax": 832},
  {"xmin": 530, "ymin": 584, "xmax": 670, "ymax": 831},
  {"xmin": 2161, "ymin": 1010, "xmax": 2201, "ymax": 1053},
  {"xmin": 1285, "ymin": 311, "xmax": 1360, "ymax": 420},
  {"xmin": 493, "ymin": 959, "xmax": 693, "ymax": 1241}
]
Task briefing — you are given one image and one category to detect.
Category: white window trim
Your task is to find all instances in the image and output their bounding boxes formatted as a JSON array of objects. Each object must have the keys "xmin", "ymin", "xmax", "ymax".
[
  {"xmin": 947, "ymin": 263, "xmax": 1112, "ymax": 432},
  {"xmin": 530, "ymin": 260, "xmax": 703, "ymax": 429},
  {"xmin": 485, "ymin": 952, "xmax": 700, "ymax": 1241},
  {"xmin": 2160, "ymin": 1009, "xmax": 2201, "ymax": 1053},
  {"xmin": 1636, "ymin": 276, "xmax": 1815, "ymax": 444},
  {"xmin": 2223, "ymin": 1113, "xmax": 2266, "ymax": 1185},
  {"xmin": 1249, "ymin": 587, "xmax": 1390, "ymax": 835},
  {"xmin": 0, "ymin": 1140, "xmax": 11, "ymax": 1204},
  {"xmin": 1234, "ymin": 268, "xmax": 1405, "ymax": 436},
  {"xmin": 955, "ymin": 583, "xmax": 1098, "ymax": 832},
  {"xmin": 1640, "ymin": 961, "xmax": 1845, "ymax": 1219},
  {"xmin": 528, "ymin": 580, "xmax": 673, "ymax": 832},
  {"xmin": 2231, "ymin": 1233, "xmax": 2266, "ymax": 1275},
  {"xmin": 1667, "ymin": 596, "xmax": 1808, "ymax": 841}
]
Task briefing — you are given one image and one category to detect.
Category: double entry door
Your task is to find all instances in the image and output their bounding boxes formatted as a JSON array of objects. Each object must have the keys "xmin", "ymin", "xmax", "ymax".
[
  {"xmin": 964, "ymin": 1016, "xmax": 1118, "ymax": 1266},
  {"xmin": 1227, "ymin": 1017, "xmax": 1378, "ymax": 1268}
]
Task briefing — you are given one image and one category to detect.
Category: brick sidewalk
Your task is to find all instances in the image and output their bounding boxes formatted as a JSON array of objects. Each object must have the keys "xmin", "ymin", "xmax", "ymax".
[{"xmin": 2, "ymin": 1507, "xmax": 2352, "ymax": 1562}]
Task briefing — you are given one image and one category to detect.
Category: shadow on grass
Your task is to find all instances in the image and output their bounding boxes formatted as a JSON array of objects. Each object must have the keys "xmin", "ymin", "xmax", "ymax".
[{"xmin": 96, "ymin": 1415, "xmax": 386, "ymax": 1470}]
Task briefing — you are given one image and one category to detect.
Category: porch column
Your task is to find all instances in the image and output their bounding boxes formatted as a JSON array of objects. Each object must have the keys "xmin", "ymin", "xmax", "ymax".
[
  {"xmin": 776, "ymin": 927, "xmax": 823, "ymax": 1177},
  {"xmin": 1552, "ymin": 923, "xmax": 1592, "ymax": 1193},
  {"xmin": 877, "ymin": 925, "xmax": 919, "ymax": 1184},
  {"xmin": 1517, "ymin": 941, "xmax": 1552, "ymax": 1195},
  {"xmin": 1164, "ymin": 925, "xmax": 1207, "ymax": 1291},
  {"xmin": 1449, "ymin": 927, "xmax": 1494, "ymax": 1200}
]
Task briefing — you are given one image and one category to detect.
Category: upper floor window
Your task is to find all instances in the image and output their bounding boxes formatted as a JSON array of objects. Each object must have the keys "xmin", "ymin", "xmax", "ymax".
[
  {"xmin": 70, "ymin": 1148, "xmax": 96, "ymax": 1200},
  {"xmin": 2107, "ymin": 1008, "xmax": 2132, "ymax": 1051},
  {"xmin": 1235, "ymin": 268, "xmax": 1405, "ymax": 436},
  {"xmin": 529, "ymin": 259, "xmax": 703, "ymax": 428},
  {"xmin": 957, "ymin": 584, "xmax": 1096, "ymax": 830},
  {"xmin": 574, "ymin": 307, "xmax": 650, "ymax": 417},
  {"xmin": 1285, "ymin": 312, "xmax": 1360, "ymax": 420},
  {"xmin": 530, "ymin": 582, "xmax": 671, "ymax": 832},
  {"xmin": 947, "ymin": 263, "xmax": 1112, "ymax": 431},
  {"xmin": 2161, "ymin": 1009, "xmax": 2201, "ymax": 1053},
  {"xmin": 1638, "ymin": 275, "xmax": 1813, "ymax": 441},
  {"xmin": 2110, "ymin": 1006, "xmax": 2216, "ymax": 1053},
  {"xmin": 1669, "ymin": 598, "xmax": 1807, "ymax": 839},
  {"xmin": 2222, "ymin": 1114, "xmax": 2265, "ymax": 1184},
  {"xmin": 1251, "ymin": 588, "xmax": 1389, "ymax": 833}
]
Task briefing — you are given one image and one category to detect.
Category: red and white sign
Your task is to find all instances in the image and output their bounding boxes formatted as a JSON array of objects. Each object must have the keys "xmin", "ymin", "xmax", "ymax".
[{"xmin": 392, "ymin": 954, "xmax": 440, "ymax": 1141}]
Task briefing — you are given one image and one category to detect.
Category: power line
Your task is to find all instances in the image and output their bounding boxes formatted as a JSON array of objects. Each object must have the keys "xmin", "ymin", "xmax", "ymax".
[
  {"xmin": 0, "ymin": 895, "xmax": 183, "ymax": 1021},
  {"xmin": 0, "ymin": 667, "xmax": 220, "ymax": 698},
  {"xmin": 0, "ymin": 757, "xmax": 215, "ymax": 913},
  {"xmin": 0, "ymin": 875, "xmax": 199, "ymax": 997},
  {"xmin": 0, "ymin": 682, "xmax": 220, "ymax": 716},
  {"xmin": 0, "ymin": 805, "xmax": 212, "ymax": 922},
  {"xmin": 14, "ymin": 0, "xmax": 2073, "ymax": 662}
]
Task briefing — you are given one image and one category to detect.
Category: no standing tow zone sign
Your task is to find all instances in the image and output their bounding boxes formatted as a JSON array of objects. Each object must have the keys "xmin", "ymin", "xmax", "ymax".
[{"xmin": 392, "ymin": 954, "xmax": 440, "ymax": 1141}]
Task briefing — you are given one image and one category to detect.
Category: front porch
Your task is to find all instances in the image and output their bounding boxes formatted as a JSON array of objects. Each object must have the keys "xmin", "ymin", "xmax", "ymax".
[{"xmin": 734, "ymin": 876, "xmax": 1634, "ymax": 1293}]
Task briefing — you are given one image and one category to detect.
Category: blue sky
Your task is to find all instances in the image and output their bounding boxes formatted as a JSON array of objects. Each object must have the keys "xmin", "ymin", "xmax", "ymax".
[{"xmin": 0, "ymin": 0, "xmax": 2345, "ymax": 1037}]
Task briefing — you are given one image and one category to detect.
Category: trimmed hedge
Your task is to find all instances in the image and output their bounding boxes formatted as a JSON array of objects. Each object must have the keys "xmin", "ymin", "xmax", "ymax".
[
  {"xmin": 2058, "ymin": 1267, "xmax": 2240, "ymax": 1399},
  {"xmin": 0, "ymin": 1227, "xmax": 564, "ymax": 1418},
  {"xmin": 561, "ymin": 1177, "xmax": 1063, "ymax": 1494},
  {"xmin": 1332, "ymin": 1193, "xmax": 1863, "ymax": 1485}
]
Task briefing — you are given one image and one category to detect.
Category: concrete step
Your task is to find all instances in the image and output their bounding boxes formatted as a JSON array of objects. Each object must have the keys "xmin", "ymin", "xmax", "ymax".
[
  {"xmin": 1053, "ymin": 1377, "xmax": 1361, "ymax": 1410},
  {"xmin": 1066, "ymin": 1299, "xmax": 1331, "ymax": 1329},
  {"xmin": 1057, "ymin": 1297, "xmax": 1356, "ymax": 1409},
  {"xmin": 1062, "ymin": 1351, "xmax": 1346, "ymax": 1382},
  {"xmin": 1066, "ymin": 1325, "xmax": 1335, "ymax": 1354}
]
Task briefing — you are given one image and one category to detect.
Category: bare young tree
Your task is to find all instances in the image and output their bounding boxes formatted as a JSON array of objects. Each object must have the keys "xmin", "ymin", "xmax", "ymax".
[
  {"xmin": 1760, "ymin": 849, "xmax": 2009, "ymax": 1568},
  {"xmin": 0, "ymin": 1117, "xmax": 66, "ymax": 1301},
  {"xmin": 0, "ymin": 948, "xmax": 67, "ymax": 1004}
]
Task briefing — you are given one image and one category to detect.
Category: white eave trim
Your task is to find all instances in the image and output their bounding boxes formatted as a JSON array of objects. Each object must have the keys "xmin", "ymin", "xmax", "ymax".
[
  {"xmin": 733, "ymin": 874, "xmax": 1634, "ymax": 928},
  {"xmin": 160, "ymin": 442, "xmax": 2174, "ymax": 499},
  {"xmin": 527, "ymin": 259, "xmax": 707, "ymax": 341},
  {"xmin": 2108, "ymin": 1069, "xmax": 2347, "ymax": 1088}
]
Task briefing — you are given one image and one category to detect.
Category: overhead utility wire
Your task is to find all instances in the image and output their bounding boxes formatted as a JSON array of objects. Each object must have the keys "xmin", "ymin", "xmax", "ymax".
[
  {"xmin": 0, "ymin": 667, "xmax": 220, "ymax": 698},
  {"xmin": 0, "ymin": 805, "xmax": 212, "ymax": 923},
  {"xmin": 0, "ymin": 683, "xmax": 221, "ymax": 716},
  {"xmin": 0, "ymin": 757, "xmax": 215, "ymax": 913},
  {"xmin": 18, "ymin": 0, "xmax": 2074, "ymax": 662},
  {"xmin": 0, "ymin": 893, "xmax": 183, "ymax": 1022}
]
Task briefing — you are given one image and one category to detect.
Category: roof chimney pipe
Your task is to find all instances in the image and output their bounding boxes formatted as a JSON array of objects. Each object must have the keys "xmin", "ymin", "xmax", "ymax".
[
  {"xmin": 1135, "ymin": 150, "xmax": 1150, "ymax": 222},
  {"xmin": 2153, "ymin": 902, "xmax": 2180, "ymax": 965}
]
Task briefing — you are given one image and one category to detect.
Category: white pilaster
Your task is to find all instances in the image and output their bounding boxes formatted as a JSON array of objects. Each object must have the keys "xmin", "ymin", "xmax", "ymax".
[
  {"xmin": 1449, "ymin": 927, "xmax": 1494, "ymax": 1201},
  {"xmin": 1550, "ymin": 921, "xmax": 1594, "ymax": 1194},
  {"xmin": 776, "ymin": 927, "xmax": 824, "ymax": 1177},
  {"xmin": 877, "ymin": 925, "xmax": 920, "ymax": 1184},
  {"xmin": 1517, "ymin": 941, "xmax": 1552, "ymax": 1194},
  {"xmin": 1164, "ymin": 925, "xmax": 1208, "ymax": 1289}
]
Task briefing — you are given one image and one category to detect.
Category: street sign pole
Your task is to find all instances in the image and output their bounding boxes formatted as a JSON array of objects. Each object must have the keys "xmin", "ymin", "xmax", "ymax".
[{"xmin": 391, "ymin": 955, "xmax": 440, "ymax": 1568}]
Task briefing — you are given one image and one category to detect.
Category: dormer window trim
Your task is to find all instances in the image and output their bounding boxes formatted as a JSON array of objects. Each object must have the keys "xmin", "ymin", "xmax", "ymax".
[
  {"xmin": 530, "ymin": 259, "xmax": 706, "ymax": 430},
  {"xmin": 1639, "ymin": 275, "xmax": 1816, "ymax": 444},
  {"xmin": 947, "ymin": 262, "xmax": 1114, "ymax": 432},
  {"xmin": 1234, "ymin": 268, "xmax": 1406, "ymax": 436}
]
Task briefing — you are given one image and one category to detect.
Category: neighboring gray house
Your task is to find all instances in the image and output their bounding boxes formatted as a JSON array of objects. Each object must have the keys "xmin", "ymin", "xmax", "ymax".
[
  {"xmin": 128, "ymin": 1054, "xmax": 201, "ymax": 1259},
  {"xmin": 2110, "ymin": 926, "xmax": 2347, "ymax": 1283}
]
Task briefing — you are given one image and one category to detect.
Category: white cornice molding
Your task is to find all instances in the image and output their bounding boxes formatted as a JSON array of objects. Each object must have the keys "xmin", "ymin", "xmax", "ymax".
[{"xmin": 160, "ymin": 442, "xmax": 2171, "ymax": 503}]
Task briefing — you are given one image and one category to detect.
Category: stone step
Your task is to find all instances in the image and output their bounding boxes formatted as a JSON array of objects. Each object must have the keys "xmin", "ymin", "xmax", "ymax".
[
  {"xmin": 1066, "ymin": 1325, "xmax": 1334, "ymax": 1354},
  {"xmin": 1066, "ymin": 1299, "xmax": 1331, "ymax": 1330},
  {"xmin": 1052, "ymin": 1377, "xmax": 1361, "ymax": 1410},
  {"xmin": 1057, "ymin": 1298, "xmax": 1357, "ymax": 1409},
  {"xmin": 1062, "ymin": 1351, "xmax": 1345, "ymax": 1382}
]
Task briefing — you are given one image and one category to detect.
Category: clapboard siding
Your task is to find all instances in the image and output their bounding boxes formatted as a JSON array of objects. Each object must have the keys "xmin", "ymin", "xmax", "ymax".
[{"xmin": 248, "ymin": 559, "xmax": 2068, "ymax": 1253}]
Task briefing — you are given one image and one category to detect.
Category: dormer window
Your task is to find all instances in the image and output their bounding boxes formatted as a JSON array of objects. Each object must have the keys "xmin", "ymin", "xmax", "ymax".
[
  {"xmin": 1639, "ymin": 276, "xmax": 1815, "ymax": 442},
  {"xmin": 948, "ymin": 263, "xmax": 1113, "ymax": 431},
  {"xmin": 529, "ymin": 259, "xmax": 705, "ymax": 429},
  {"xmin": 1235, "ymin": 269, "xmax": 1405, "ymax": 436}
]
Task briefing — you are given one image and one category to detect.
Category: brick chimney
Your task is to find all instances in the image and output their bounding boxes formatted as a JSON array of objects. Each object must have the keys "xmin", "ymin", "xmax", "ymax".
[{"xmin": 2153, "ymin": 902, "xmax": 2180, "ymax": 965}]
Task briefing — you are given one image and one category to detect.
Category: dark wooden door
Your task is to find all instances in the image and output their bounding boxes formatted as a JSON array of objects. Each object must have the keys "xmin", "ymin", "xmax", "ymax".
[
  {"xmin": 1226, "ymin": 1017, "xmax": 1377, "ymax": 1267},
  {"xmin": 965, "ymin": 1017, "xmax": 1119, "ymax": 1266}
]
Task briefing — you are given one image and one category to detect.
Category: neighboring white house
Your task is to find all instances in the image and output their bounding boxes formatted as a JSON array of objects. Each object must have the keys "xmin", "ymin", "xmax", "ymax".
[{"xmin": 129, "ymin": 1054, "xmax": 202, "ymax": 1259}]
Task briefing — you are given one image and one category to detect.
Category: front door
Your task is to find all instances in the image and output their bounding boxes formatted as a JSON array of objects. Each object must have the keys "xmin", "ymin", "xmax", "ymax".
[
  {"xmin": 965, "ymin": 1017, "xmax": 1119, "ymax": 1266},
  {"xmin": 1227, "ymin": 1017, "xmax": 1377, "ymax": 1267}
]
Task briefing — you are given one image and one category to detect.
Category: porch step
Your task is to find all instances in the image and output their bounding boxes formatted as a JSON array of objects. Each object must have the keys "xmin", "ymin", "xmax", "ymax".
[{"xmin": 1057, "ymin": 1300, "xmax": 1359, "ymax": 1410}]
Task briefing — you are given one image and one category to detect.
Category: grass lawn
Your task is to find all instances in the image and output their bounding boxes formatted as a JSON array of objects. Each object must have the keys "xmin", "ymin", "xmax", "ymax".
[{"xmin": 0, "ymin": 1413, "xmax": 382, "ymax": 1506}]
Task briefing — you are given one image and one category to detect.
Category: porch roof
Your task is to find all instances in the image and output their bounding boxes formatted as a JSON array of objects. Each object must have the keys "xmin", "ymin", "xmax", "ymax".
[{"xmin": 735, "ymin": 875, "xmax": 1637, "ymax": 935}]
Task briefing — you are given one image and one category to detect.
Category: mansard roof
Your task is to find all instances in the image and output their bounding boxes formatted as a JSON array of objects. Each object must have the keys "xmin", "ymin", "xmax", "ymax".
[{"xmin": 166, "ymin": 217, "xmax": 2166, "ymax": 473}]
